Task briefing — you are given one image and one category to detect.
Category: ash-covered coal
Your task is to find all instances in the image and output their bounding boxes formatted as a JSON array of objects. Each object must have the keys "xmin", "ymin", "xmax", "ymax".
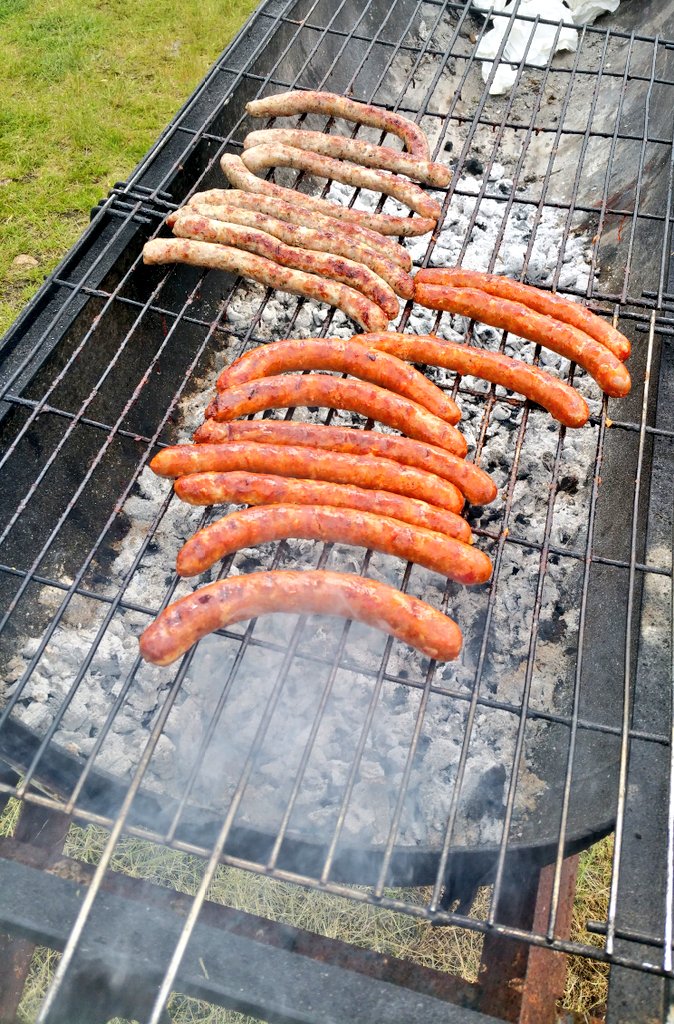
[{"xmin": 3, "ymin": 156, "xmax": 608, "ymax": 855}]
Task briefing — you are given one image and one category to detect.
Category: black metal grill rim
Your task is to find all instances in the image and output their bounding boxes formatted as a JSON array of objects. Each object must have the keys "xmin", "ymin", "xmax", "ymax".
[{"xmin": 0, "ymin": 1, "xmax": 673, "ymax": 1019}]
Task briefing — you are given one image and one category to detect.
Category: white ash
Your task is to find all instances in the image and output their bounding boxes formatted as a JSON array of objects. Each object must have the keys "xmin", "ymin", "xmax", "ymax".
[{"xmin": 6, "ymin": 162, "xmax": 605, "ymax": 853}]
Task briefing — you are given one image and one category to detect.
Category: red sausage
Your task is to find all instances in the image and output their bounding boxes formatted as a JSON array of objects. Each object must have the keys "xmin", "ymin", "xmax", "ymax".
[
  {"xmin": 205, "ymin": 376, "xmax": 468, "ymax": 456},
  {"xmin": 192, "ymin": 420, "xmax": 496, "ymax": 505},
  {"xmin": 174, "ymin": 471, "xmax": 472, "ymax": 544},
  {"xmin": 359, "ymin": 331, "xmax": 590, "ymax": 428},
  {"xmin": 415, "ymin": 267, "xmax": 630, "ymax": 361},
  {"xmin": 414, "ymin": 283, "xmax": 631, "ymax": 399},
  {"xmin": 175, "ymin": 504, "xmax": 492, "ymax": 581},
  {"xmin": 150, "ymin": 443, "xmax": 465, "ymax": 513},
  {"xmin": 139, "ymin": 570, "xmax": 463, "ymax": 665},
  {"xmin": 216, "ymin": 337, "xmax": 461, "ymax": 425}
]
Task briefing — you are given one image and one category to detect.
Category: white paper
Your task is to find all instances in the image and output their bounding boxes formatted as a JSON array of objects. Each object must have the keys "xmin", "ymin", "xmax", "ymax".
[
  {"xmin": 471, "ymin": 0, "xmax": 509, "ymax": 11},
  {"xmin": 566, "ymin": 0, "xmax": 620, "ymax": 25},
  {"xmin": 473, "ymin": 0, "xmax": 578, "ymax": 95}
]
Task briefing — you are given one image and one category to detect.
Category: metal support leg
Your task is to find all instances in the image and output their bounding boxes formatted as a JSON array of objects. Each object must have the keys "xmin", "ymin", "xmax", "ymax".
[
  {"xmin": 477, "ymin": 855, "xmax": 579, "ymax": 1023},
  {"xmin": 0, "ymin": 796, "xmax": 71, "ymax": 1023}
]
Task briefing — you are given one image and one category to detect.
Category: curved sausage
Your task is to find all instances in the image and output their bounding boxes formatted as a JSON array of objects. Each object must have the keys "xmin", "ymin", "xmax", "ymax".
[
  {"xmin": 172, "ymin": 212, "xmax": 398, "ymax": 319},
  {"xmin": 204, "ymin": 376, "xmax": 468, "ymax": 456},
  {"xmin": 193, "ymin": 419, "xmax": 496, "ymax": 505},
  {"xmin": 189, "ymin": 189, "xmax": 412, "ymax": 270},
  {"xmin": 175, "ymin": 505, "xmax": 492, "ymax": 582},
  {"xmin": 360, "ymin": 331, "xmax": 590, "ymax": 428},
  {"xmin": 414, "ymin": 283, "xmax": 632, "ymax": 399},
  {"xmin": 139, "ymin": 570, "xmax": 462, "ymax": 665},
  {"xmin": 150, "ymin": 443, "xmax": 465, "ymax": 512},
  {"xmin": 241, "ymin": 142, "xmax": 441, "ymax": 220},
  {"xmin": 174, "ymin": 201, "xmax": 414, "ymax": 298},
  {"xmin": 245, "ymin": 90, "xmax": 431, "ymax": 159},
  {"xmin": 174, "ymin": 470, "xmax": 472, "ymax": 544},
  {"xmin": 216, "ymin": 338, "xmax": 460, "ymax": 424},
  {"xmin": 415, "ymin": 267, "xmax": 630, "ymax": 361},
  {"xmin": 220, "ymin": 154, "xmax": 436, "ymax": 237},
  {"xmin": 243, "ymin": 129, "xmax": 450, "ymax": 186},
  {"xmin": 142, "ymin": 238, "xmax": 389, "ymax": 332}
]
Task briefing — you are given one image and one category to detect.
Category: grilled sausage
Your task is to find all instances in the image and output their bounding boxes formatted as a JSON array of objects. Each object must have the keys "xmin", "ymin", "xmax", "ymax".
[
  {"xmin": 416, "ymin": 267, "xmax": 630, "ymax": 361},
  {"xmin": 243, "ymin": 129, "xmax": 451, "ymax": 186},
  {"xmin": 220, "ymin": 154, "xmax": 436, "ymax": 237},
  {"xmin": 190, "ymin": 189, "xmax": 412, "ymax": 270},
  {"xmin": 172, "ymin": 212, "xmax": 398, "ymax": 319},
  {"xmin": 414, "ymin": 283, "xmax": 632, "ymax": 399},
  {"xmin": 241, "ymin": 142, "xmax": 442, "ymax": 220},
  {"xmin": 216, "ymin": 338, "xmax": 460, "ymax": 424},
  {"xmin": 174, "ymin": 470, "xmax": 472, "ymax": 543},
  {"xmin": 139, "ymin": 570, "xmax": 463, "ymax": 665},
  {"xmin": 246, "ymin": 90, "xmax": 431, "ymax": 159},
  {"xmin": 204, "ymin": 376, "xmax": 468, "ymax": 456},
  {"xmin": 150, "ymin": 443, "xmax": 465, "ymax": 512},
  {"xmin": 193, "ymin": 419, "xmax": 496, "ymax": 505},
  {"xmin": 172, "ymin": 201, "xmax": 414, "ymax": 298},
  {"xmin": 142, "ymin": 238, "xmax": 389, "ymax": 332},
  {"xmin": 175, "ymin": 505, "xmax": 491, "ymax": 581},
  {"xmin": 360, "ymin": 331, "xmax": 590, "ymax": 428}
]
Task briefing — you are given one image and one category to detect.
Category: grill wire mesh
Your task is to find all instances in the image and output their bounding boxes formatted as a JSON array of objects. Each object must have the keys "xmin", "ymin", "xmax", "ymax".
[{"xmin": 0, "ymin": 0, "xmax": 673, "ymax": 1020}]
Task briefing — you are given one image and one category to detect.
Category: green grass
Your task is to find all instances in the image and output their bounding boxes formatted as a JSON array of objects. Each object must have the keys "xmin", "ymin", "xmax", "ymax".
[{"xmin": 0, "ymin": 0, "xmax": 258, "ymax": 334}]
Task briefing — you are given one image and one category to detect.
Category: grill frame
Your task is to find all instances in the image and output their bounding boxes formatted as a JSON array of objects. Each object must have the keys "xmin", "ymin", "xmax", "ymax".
[{"xmin": 0, "ymin": 1, "xmax": 673, "ymax": 1020}]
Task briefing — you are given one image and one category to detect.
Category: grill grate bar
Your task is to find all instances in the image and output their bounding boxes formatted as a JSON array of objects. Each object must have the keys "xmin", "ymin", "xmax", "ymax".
[
  {"xmin": 606, "ymin": 29, "xmax": 667, "ymax": 954},
  {"xmin": 4, "ymin": 784, "xmax": 671, "ymax": 980},
  {"xmin": 666, "ymin": 517, "xmax": 674, "ymax": 971},
  {"xmin": 272, "ymin": 2, "xmax": 674, "ymax": 55},
  {"xmin": 1, "ymin": 275, "xmax": 219, "ymax": 764},
  {"xmin": 1, "ymin": 1, "xmax": 673, "ymax": 1016},
  {"xmin": 606, "ymin": 312, "xmax": 657, "ymax": 955},
  {"xmin": 426, "ymin": 4, "xmax": 588, "ymax": 915},
  {"xmin": 143, "ymin": 5, "xmax": 488, "ymax": 1009},
  {"xmin": 547, "ymin": 413, "xmax": 607, "ymax": 940}
]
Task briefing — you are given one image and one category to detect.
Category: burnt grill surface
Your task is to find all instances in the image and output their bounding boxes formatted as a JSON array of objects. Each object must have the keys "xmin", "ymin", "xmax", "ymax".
[{"xmin": 0, "ymin": 0, "xmax": 673, "ymax": 1020}]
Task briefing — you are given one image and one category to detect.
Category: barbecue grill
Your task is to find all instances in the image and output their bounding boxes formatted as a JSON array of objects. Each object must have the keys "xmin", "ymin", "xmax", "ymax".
[{"xmin": 0, "ymin": 0, "xmax": 672, "ymax": 1020}]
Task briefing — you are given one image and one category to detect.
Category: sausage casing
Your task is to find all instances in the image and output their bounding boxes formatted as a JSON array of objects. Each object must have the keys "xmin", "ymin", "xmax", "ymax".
[
  {"xmin": 142, "ymin": 237, "xmax": 389, "ymax": 332},
  {"xmin": 241, "ymin": 142, "xmax": 442, "ymax": 219},
  {"xmin": 177, "ymin": 201, "xmax": 414, "ymax": 298},
  {"xmin": 245, "ymin": 90, "xmax": 431, "ymax": 159},
  {"xmin": 139, "ymin": 570, "xmax": 463, "ymax": 665},
  {"xmin": 360, "ymin": 331, "xmax": 590, "ymax": 428},
  {"xmin": 150, "ymin": 443, "xmax": 465, "ymax": 512},
  {"xmin": 243, "ymin": 129, "xmax": 451, "ymax": 186},
  {"xmin": 414, "ymin": 283, "xmax": 631, "ymax": 398},
  {"xmin": 172, "ymin": 212, "xmax": 398, "ymax": 319},
  {"xmin": 190, "ymin": 188, "xmax": 412, "ymax": 269},
  {"xmin": 175, "ymin": 504, "xmax": 492, "ymax": 582},
  {"xmin": 205, "ymin": 376, "xmax": 467, "ymax": 456},
  {"xmin": 415, "ymin": 267, "xmax": 630, "ymax": 361},
  {"xmin": 174, "ymin": 470, "xmax": 472, "ymax": 543},
  {"xmin": 220, "ymin": 154, "xmax": 436, "ymax": 237},
  {"xmin": 216, "ymin": 338, "xmax": 460, "ymax": 424},
  {"xmin": 193, "ymin": 419, "xmax": 496, "ymax": 505}
]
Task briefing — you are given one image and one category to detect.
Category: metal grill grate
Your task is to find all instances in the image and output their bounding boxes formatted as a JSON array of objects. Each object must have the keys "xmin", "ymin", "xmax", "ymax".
[{"xmin": 0, "ymin": 1, "xmax": 673, "ymax": 1021}]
